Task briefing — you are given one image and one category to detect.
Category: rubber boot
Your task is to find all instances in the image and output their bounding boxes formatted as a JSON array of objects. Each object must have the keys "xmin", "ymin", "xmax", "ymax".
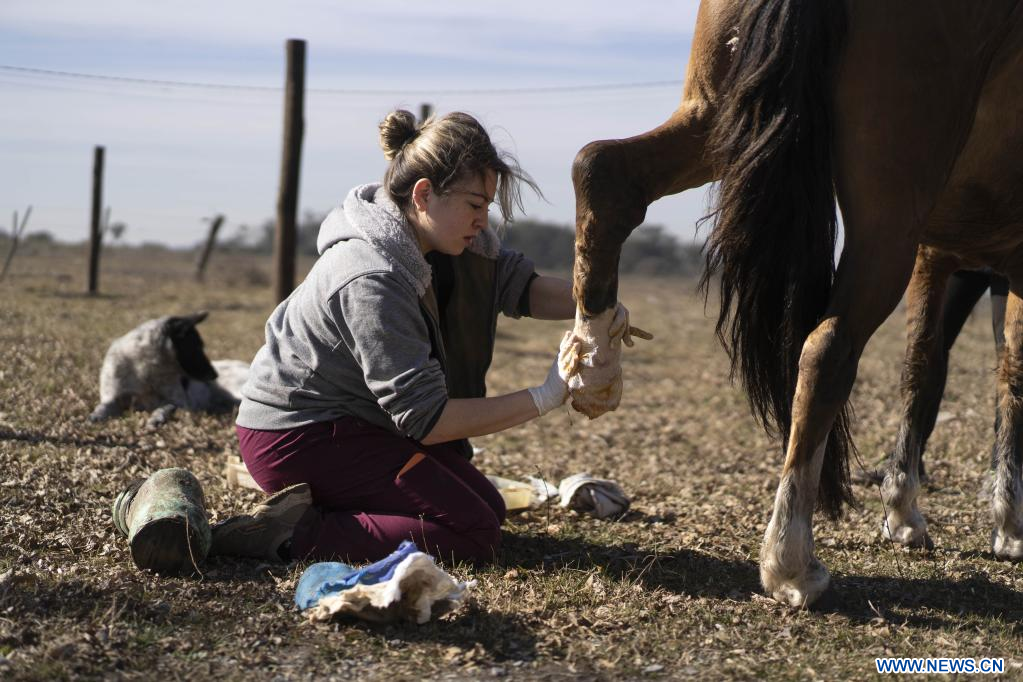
[{"xmin": 112, "ymin": 467, "xmax": 211, "ymax": 575}]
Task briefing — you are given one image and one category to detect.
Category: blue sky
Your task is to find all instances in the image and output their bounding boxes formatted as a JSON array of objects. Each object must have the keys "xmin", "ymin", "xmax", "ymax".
[{"xmin": 0, "ymin": 1, "xmax": 711, "ymax": 248}]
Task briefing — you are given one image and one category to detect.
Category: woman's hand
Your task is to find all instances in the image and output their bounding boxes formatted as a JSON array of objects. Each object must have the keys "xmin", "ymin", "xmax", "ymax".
[
  {"xmin": 421, "ymin": 309, "xmax": 636, "ymax": 444},
  {"xmin": 421, "ymin": 347, "xmax": 571, "ymax": 444},
  {"xmin": 608, "ymin": 302, "xmax": 654, "ymax": 348}
]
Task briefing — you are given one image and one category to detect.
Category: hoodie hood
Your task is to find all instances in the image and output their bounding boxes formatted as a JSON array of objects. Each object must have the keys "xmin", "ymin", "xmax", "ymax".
[{"xmin": 317, "ymin": 183, "xmax": 503, "ymax": 297}]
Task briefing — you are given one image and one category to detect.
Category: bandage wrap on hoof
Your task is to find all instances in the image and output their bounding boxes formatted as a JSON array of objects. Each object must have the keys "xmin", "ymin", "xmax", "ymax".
[{"xmin": 559, "ymin": 307, "xmax": 625, "ymax": 419}]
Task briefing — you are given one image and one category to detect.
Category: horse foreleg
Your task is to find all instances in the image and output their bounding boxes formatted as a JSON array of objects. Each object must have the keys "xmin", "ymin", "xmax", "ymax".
[
  {"xmin": 566, "ymin": 105, "xmax": 716, "ymax": 418},
  {"xmin": 566, "ymin": 0, "xmax": 742, "ymax": 418},
  {"xmin": 572, "ymin": 104, "xmax": 714, "ymax": 316},
  {"xmin": 572, "ymin": 0, "xmax": 744, "ymax": 318},
  {"xmin": 761, "ymin": 244, "xmax": 917, "ymax": 607},
  {"xmin": 991, "ymin": 286, "xmax": 1023, "ymax": 560},
  {"xmin": 880, "ymin": 248, "xmax": 959, "ymax": 549}
]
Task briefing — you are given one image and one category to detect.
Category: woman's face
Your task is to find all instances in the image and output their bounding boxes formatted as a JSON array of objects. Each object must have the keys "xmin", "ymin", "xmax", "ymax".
[{"xmin": 411, "ymin": 169, "xmax": 497, "ymax": 255}]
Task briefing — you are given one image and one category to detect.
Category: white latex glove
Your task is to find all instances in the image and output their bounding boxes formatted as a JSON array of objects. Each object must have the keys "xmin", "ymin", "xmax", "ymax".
[{"xmin": 527, "ymin": 355, "xmax": 570, "ymax": 417}]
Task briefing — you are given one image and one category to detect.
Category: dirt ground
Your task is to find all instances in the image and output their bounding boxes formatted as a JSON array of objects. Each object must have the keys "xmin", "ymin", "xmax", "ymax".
[{"xmin": 1, "ymin": 246, "xmax": 1021, "ymax": 680}]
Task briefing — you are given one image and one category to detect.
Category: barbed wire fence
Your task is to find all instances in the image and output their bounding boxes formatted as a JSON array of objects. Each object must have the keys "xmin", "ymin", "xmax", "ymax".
[{"xmin": 0, "ymin": 62, "xmax": 701, "ymax": 278}]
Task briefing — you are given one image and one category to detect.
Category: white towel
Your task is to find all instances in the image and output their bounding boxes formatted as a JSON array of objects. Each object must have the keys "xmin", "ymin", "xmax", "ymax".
[
  {"xmin": 523, "ymin": 473, "xmax": 630, "ymax": 519},
  {"xmin": 558, "ymin": 473, "xmax": 631, "ymax": 519}
]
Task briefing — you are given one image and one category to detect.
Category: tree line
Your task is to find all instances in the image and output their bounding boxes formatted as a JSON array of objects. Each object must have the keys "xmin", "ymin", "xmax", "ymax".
[
  {"xmin": 1, "ymin": 214, "xmax": 705, "ymax": 277},
  {"xmin": 221, "ymin": 213, "xmax": 704, "ymax": 276}
]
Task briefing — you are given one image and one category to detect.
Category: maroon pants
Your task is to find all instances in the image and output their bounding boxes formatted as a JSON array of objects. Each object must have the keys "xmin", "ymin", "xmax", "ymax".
[{"xmin": 236, "ymin": 417, "xmax": 505, "ymax": 565}]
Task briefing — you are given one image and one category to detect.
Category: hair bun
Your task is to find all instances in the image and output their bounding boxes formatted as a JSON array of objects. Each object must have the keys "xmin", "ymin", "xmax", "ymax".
[{"xmin": 379, "ymin": 110, "xmax": 420, "ymax": 160}]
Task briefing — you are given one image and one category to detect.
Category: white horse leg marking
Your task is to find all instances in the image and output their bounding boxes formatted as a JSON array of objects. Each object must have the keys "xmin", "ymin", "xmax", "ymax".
[
  {"xmin": 991, "ymin": 290, "xmax": 1023, "ymax": 560},
  {"xmin": 991, "ymin": 474, "xmax": 1023, "ymax": 560},
  {"xmin": 880, "ymin": 422, "xmax": 931, "ymax": 548},
  {"xmin": 760, "ymin": 437, "xmax": 830, "ymax": 608},
  {"xmin": 991, "ymin": 417, "xmax": 1023, "ymax": 560}
]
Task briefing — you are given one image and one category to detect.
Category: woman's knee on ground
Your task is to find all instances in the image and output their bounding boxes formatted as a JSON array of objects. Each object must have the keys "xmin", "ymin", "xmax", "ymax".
[{"xmin": 447, "ymin": 519, "xmax": 503, "ymax": 565}]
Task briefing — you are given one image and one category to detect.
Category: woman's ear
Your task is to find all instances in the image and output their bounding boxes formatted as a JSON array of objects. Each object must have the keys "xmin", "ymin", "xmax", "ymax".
[{"xmin": 411, "ymin": 178, "xmax": 432, "ymax": 212}]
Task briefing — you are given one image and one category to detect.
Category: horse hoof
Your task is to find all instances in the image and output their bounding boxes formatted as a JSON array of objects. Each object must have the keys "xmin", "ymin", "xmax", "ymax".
[
  {"xmin": 882, "ymin": 516, "xmax": 930, "ymax": 549},
  {"xmin": 761, "ymin": 559, "xmax": 830, "ymax": 609},
  {"xmin": 991, "ymin": 530, "xmax": 1023, "ymax": 561}
]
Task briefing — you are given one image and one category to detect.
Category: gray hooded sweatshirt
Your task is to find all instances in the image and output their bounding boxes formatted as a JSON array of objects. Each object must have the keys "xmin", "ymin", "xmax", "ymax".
[{"xmin": 236, "ymin": 183, "xmax": 536, "ymax": 441}]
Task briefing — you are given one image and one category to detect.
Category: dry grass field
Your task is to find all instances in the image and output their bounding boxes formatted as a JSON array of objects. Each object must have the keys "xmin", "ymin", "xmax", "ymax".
[{"xmin": 1, "ymin": 245, "xmax": 1021, "ymax": 680}]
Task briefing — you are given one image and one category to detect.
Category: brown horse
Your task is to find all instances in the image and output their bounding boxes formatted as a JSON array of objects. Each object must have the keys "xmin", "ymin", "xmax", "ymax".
[{"xmin": 565, "ymin": 0, "xmax": 1023, "ymax": 607}]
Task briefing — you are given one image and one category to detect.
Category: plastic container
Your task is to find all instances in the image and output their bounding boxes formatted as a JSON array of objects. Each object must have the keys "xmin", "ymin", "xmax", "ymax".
[{"xmin": 485, "ymin": 475, "xmax": 533, "ymax": 511}]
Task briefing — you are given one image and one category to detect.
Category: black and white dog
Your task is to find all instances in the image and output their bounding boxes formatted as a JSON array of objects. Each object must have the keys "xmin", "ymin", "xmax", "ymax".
[{"xmin": 89, "ymin": 312, "xmax": 248, "ymax": 426}]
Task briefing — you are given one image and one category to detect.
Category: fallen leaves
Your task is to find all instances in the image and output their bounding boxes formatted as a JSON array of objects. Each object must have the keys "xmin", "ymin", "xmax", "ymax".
[{"xmin": 0, "ymin": 259, "xmax": 1020, "ymax": 679}]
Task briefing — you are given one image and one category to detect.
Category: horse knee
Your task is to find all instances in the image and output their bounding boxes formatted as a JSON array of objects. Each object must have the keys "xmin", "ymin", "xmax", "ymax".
[
  {"xmin": 571, "ymin": 141, "xmax": 647, "ymax": 230},
  {"xmin": 572, "ymin": 140, "xmax": 619, "ymax": 191},
  {"xmin": 797, "ymin": 318, "xmax": 857, "ymax": 404}
]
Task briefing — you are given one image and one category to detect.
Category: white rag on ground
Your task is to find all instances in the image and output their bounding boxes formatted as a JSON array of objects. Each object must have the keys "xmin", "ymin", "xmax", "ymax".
[
  {"xmin": 296, "ymin": 542, "xmax": 474, "ymax": 624},
  {"xmin": 526, "ymin": 473, "xmax": 630, "ymax": 519}
]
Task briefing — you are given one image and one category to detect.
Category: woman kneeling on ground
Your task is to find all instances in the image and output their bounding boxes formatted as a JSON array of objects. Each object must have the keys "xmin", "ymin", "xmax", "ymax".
[{"xmin": 213, "ymin": 110, "xmax": 620, "ymax": 566}]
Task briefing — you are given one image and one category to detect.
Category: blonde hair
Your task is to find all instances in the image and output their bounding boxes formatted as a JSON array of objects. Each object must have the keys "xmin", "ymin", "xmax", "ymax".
[{"xmin": 378, "ymin": 110, "xmax": 539, "ymax": 224}]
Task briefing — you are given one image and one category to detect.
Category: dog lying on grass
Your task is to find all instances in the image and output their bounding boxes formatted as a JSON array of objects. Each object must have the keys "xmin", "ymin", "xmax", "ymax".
[{"xmin": 89, "ymin": 312, "xmax": 249, "ymax": 427}]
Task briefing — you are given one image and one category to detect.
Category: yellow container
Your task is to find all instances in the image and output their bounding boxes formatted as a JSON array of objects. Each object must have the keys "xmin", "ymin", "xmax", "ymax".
[{"xmin": 486, "ymin": 475, "xmax": 533, "ymax": 511}]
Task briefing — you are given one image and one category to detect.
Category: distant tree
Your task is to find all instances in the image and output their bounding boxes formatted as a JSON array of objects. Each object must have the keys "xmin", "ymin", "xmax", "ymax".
[
  {"xmin": 251, "ymin": 219, "xmax": 274, "ymax": 253},
  {"xmin": 24, "ymin": 231, "xmax": 55, "ymax": 245},
  {"xmin": 620, "ymin": 225, "xmax": 703, "ymax": 276},
  {"xmin": 219, "ymin": 224, "xmax": 253, "ymax": 252},
  {"xmin": 499, "ymin": 220, "xmax": 576, "ymax": 270},
  {"xmin": 219, "ymin": 210, "xmax": 702, "ymax": 276},
  {"xmin": 298, "ymin": 211, "xmax": 327, "ymax": 256},
  {"xmin": 502, "ymin": 219, "xmax": 702, "ymax": 276}
]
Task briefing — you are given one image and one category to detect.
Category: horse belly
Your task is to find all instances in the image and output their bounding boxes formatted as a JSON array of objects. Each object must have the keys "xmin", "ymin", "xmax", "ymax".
[{"xmin": 923, "ymin": 15, "xmax": 1023, "ymax": 264}]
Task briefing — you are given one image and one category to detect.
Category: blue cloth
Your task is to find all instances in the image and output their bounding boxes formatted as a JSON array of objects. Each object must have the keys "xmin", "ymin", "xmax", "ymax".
[{"xmin": 295, "ymin": 540, "xmax": 421, "ymax": 610}]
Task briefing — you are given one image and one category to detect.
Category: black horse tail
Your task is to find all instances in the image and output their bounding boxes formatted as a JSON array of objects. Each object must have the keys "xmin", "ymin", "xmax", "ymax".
[{"xmin": 699, "ymin": 0, "xmax": 853, "ymax": 518}]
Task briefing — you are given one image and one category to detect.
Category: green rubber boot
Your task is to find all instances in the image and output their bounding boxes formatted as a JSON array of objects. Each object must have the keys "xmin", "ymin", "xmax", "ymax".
[{"xmin": 112, "ymin": 468, "xmax": 211, "ymax": 575}]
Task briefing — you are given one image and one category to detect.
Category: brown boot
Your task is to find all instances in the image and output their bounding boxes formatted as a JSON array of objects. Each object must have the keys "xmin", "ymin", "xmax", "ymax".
[{"xmin": 209, "ymin": 483, "xmax": 313, "ymax": 562}]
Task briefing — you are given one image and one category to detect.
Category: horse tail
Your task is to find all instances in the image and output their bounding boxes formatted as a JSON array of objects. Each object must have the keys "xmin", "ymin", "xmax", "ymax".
[{"xmin": 699, "ymin": 0, "xmax": 853, "ymax": 518}]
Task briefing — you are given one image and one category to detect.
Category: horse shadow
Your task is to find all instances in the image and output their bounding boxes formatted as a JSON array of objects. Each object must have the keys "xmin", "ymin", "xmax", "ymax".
[
  {"xmin": 498, "ymin": 531, "xmax": 1023, "ymax": 631},
  {"xmin": 820, "ymin": 571, "xmax": 1023, "ymax": 629},
  {"xmin": 501, "ymin": 531, "xmax": 758, "ymax": 599}
]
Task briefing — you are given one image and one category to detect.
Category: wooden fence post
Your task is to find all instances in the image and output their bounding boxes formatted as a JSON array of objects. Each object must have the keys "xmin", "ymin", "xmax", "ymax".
[
  {"xmin": 0, "ymin": 205, "xmax": 32, "ymax": 283},
  {"xmin": 419, "ymin": 102, "xmax": 433, "ymax": 124},
  {"xmin": 88, "ymin": 146, "xmax": 104, "ymax": 295},
  {"xmin": 195, "ymin": 214, "xmax": 225, "ymax": 282},
  {"xmin": 273, "ymin": 39, "xmax": 305, "ymax": 304}
]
